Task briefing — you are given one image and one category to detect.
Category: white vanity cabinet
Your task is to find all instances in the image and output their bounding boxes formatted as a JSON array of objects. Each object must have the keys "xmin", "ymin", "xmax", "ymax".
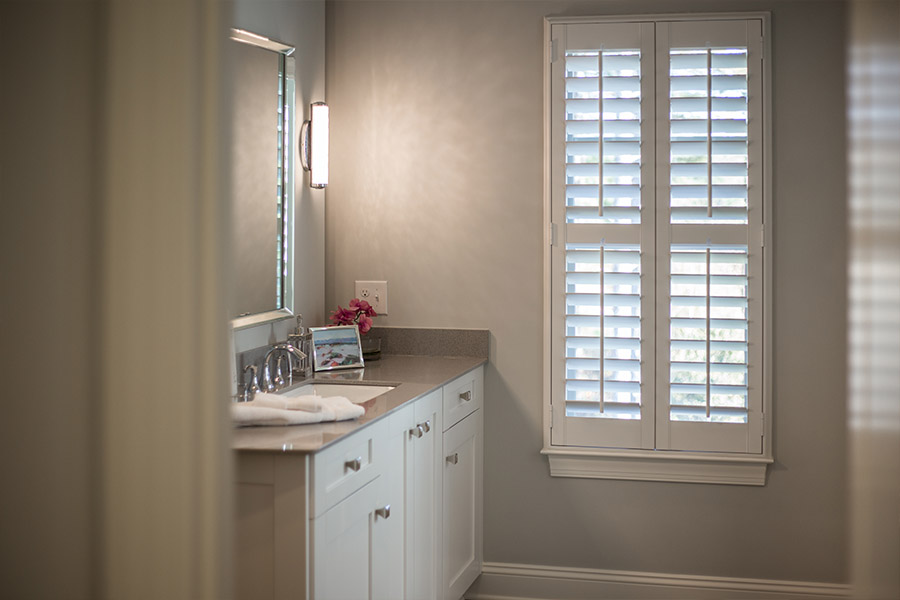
[
  {"xmin": 234, "ymin": 364, "xmax": 483, "ymax": 600},
  {"xmin": 311, "ymin": 413, "xmax": 405, "ymax": 600},
  {"xmin": 441, "ymin": 369, "xmax": 484, "ymax": 600},
  {"xmin": 406, "ymin": 389, "xmax": 444, "ymax": 600}
]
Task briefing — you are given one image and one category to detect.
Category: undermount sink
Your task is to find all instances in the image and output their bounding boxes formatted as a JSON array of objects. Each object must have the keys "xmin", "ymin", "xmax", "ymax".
[{"xmin": 280, "ymin": 383, "xmax": 396, "ymax": 404}]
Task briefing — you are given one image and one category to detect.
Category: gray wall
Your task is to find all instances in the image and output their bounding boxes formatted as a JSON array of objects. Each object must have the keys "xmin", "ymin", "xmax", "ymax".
[{"xmin": 326, "ymin": 0, "xmax": 849, "ymax": 583}]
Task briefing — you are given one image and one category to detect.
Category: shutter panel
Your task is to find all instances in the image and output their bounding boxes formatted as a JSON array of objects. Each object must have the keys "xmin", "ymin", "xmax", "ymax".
[
  {"xmin": 656, "ymin": 20, "xmax": 764, "ymax": 453},
  {"xmin": 551, "ymin": 22, "xmax": 656, "ymax": 449}
]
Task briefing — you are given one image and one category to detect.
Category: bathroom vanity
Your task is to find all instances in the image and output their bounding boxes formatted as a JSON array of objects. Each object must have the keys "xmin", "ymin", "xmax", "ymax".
[
  {"xmin": 227, "ymin": 23, "xmax": 484, "ymax": 599},
  {"xmin": 233, "ymin": 356, "xmax": 484, "ymax": 600}
]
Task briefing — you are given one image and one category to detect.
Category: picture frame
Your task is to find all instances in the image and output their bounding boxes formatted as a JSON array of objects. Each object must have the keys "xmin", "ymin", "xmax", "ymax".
[{"xmin": 309, "ymin": 325, "xmax": 364, "ymax": 371}]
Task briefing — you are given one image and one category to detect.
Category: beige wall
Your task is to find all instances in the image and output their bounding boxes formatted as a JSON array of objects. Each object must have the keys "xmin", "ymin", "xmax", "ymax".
[
  {"xmin": 0, "ymin": 3, "xmax": 101, "ymax": 596},
  {"xmin": 326, "ymin": 0, "xmax": 849, "ymax": 582},
  {"xmin": 847, "ymin": 1, "xmax": 900, "ymax": 597},
  {"xmin": 0, "ymin": 1, "xmax": 324, "ymax": 595}
]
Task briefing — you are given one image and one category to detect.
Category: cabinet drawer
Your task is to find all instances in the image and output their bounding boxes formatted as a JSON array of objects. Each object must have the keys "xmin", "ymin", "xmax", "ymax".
[
  {"xmin": 442, "ymin": 367, "xmax": 483, "ymax": 431},
  {"xmin": 311, "ymin": 418, "xmax": 386, "ymax": 518}
]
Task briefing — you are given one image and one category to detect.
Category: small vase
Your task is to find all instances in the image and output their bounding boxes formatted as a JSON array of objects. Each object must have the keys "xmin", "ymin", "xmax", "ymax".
[{"xmin": 361, "ymin": 337, "xmax": 381, "ymax": 362}]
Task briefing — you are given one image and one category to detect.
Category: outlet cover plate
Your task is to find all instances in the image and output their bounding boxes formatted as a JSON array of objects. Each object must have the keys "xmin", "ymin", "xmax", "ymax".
[{"xmin": 354, "ymin": 280, "xmax": 388, "ymax": 316}]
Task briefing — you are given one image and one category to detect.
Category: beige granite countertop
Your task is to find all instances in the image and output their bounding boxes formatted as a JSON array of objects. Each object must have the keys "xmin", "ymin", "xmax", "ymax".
[{"xmin": 231, "ymin": 354, "xmax": 486, "ymax": 453}]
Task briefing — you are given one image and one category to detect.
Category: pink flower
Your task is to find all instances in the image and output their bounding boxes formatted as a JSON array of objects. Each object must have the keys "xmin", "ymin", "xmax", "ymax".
[
  {"xmin": 329, "ymin": 298, "xmax": 379, "ymax": 335},
  {"xmin": 329, "ymin": 306, "xmax": 356, "ymax": 326},
  {"xmin": 357, "ymin": 315, "xmax": 373, "ymax": 334},
  {"xmin": 350, "ymin": 298, "xmax": 377, "ymax": 318}
]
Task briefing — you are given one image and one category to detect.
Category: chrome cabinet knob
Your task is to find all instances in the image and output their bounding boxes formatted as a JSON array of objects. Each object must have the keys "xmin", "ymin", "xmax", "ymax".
[
  {"xmin": 446, "ymin": 453, "xmax": 459, "ymax": 465},
  {"xmin": 459, "ymin": 391, "xmax": 472, "ymax": 403},
  {"xmin": 345, "ymin": 457, "xmax": 362, "ymax": 472},
  {"xmin": 410, "ymin": 425, "xmax": 424, "ymax": 439},
  {"xmin": 420, "ymin": 420, "xmax": 431, "ymax": 433},
  {"xmin": 375, "ymin": 505, "xmax": 391, "ymax": 520}
]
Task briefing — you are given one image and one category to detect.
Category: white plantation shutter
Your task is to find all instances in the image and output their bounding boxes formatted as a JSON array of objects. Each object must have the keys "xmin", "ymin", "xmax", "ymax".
[
  {"xmin": 549, "ymin": 17, "xmax": 766, "ymax": 457},
  {"xmin": 551, "ymin": 22, "xmax": 656, "ymax": 449},
  {"xmin": 655, "ymin": 20, "xmax": 764, "ymax": 453}
]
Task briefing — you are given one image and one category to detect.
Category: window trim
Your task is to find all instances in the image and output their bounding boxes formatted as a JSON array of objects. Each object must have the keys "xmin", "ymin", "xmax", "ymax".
[{"xmin": 542, "ymin": 12, "xmax": 774, "ymax": 485}]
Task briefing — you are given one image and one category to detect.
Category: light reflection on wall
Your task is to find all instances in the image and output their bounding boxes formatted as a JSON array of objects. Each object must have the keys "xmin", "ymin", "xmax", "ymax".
[{"xmin": 846, "ymin": 2, "xmax": 900, "ymax": 598}]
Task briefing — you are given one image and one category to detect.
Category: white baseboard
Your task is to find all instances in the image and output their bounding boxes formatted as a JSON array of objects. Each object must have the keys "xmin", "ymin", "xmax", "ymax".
[{"xmin": 465, "ymin": 562, "xmax": 850, "ymax": 600}]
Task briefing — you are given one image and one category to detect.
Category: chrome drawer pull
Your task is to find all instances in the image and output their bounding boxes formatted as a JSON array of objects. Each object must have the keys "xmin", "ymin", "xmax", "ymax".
[
  {"xmin": 344, "ymin": 457, "xmax": 362, "ymax": 472},
  {"xmin": 410, "ymin": 425, "xmax": 424, "ymax": 439},
  {"xmin": 446, "ymin": 453, "xmax": 459, "ymax": 465},
  {"xmin": 421, "ymin": 420, "xmax": 431, "ymax": 433},
  {"xmin": 459, "ymin": 391, "xmax": 472, "ymax": 403},
  {"xmin": 375, "ymin": 505, "xmax": 391, "ymax": 520}
]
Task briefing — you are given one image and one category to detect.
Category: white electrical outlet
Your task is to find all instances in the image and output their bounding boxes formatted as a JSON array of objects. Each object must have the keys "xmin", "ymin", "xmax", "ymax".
[{"xmin": 355, "ymin": 280, "xmax": 388, "ymax": 315}]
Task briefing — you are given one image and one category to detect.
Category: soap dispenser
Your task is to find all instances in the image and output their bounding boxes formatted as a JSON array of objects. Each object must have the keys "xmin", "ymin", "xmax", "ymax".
[{"xmin": 287, "ymin": 314, "xmax": 311, "ymax": 377}]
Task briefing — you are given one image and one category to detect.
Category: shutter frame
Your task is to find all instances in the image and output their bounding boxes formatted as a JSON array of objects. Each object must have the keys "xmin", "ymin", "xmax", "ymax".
[{"xmin": 545, "ymin": 13, "xmax": 772, "ymax": 477}]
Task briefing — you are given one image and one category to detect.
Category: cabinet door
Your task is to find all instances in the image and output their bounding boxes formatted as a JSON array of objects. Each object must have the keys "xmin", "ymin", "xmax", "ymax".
[
  {"xmin": 372, "ymin": 406, "xmax": 409, "ymax": 600},
  {"xmin": 442, "ymin": 409, "xmax": 483, "ymax": 600},
  {"xmin": 409, "ymin": 390, "xmax": 443, "ymax": 600},
  {"xmin": 312, "ymin": 479, "xmax": 378, "ymax": 600}
]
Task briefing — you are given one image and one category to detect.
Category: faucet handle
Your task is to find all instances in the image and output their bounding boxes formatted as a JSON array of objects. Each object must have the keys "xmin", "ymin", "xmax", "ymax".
[
  {"xmin": 274, "ymin": 354, "xmax": 286, "ymax": 390},
  {"xmin": 241, "ymin": 364, "xmax": 260, "ymax": 402},
  {"xmin": 262, "ymin": 360, "xmax": 274, "ymax": 393}
]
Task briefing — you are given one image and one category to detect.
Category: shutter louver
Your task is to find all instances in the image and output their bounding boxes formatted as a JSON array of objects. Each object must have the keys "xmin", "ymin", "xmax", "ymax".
[
  {"xmin": 563, "ymin": 46, "xmax": 644, "ymax": 413},
  {"xmin": 669, "ymin": 244, "xmax": 749, "ymax": 423},
  {"xmin": 565, "ymin": 50, "xmax": 642, "ymax": 224},
  {"xmin": 565, "ymin": 244, "xmax": 642, "ymax": 420},
  {"xmin": 669, "ymin": 49, "xmax": 749, "ymax": 225}
]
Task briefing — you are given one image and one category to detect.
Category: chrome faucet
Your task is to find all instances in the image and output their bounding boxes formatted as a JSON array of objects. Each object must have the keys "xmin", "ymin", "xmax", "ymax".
[{"xmin": 262, "ymin": 342, "xmax": 307, "ymax": 392}]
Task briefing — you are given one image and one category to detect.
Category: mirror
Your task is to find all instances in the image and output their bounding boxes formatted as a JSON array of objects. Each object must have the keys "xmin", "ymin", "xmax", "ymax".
[{"xmin": 230, "ymin": 28, "xmax": 295, "ymax": 329}]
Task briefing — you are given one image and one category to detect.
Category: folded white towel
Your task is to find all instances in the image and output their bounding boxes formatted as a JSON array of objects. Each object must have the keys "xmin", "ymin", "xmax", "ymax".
[
  {"xmin": 245, "ymin": 392, "xmax": 324, "ymax": 412},
  {"xmin": 233, "ymin": 395, "xmax": 364, "ymax": 427}
]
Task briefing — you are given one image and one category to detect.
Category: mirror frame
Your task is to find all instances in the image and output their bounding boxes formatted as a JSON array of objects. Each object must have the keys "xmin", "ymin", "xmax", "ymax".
[{"xmin": 230, "ymin": 28, "xmax": 297, "ymax": 332}]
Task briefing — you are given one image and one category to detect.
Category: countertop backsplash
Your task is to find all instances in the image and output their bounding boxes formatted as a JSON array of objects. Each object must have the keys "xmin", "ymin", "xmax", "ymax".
[{"xmin": 365, "ymin": 327, "xmax": 490, "ymax": 358}]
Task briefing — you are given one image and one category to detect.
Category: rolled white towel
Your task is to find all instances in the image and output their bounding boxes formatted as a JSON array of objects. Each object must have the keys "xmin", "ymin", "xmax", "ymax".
[
  {"xmin": 232, "ymin": 404, "xmax": 323, "ymax": 427},
  {"xmin": 246, "ymin": 392, "xmax": 324, "ymax": 412},
  {"xmin": 233, "ymin": 395, "xmax": 364, "ymax": 427},
  {"xmin": 318, "ymin": 396, "xmax": 366, "ymax": 422}
]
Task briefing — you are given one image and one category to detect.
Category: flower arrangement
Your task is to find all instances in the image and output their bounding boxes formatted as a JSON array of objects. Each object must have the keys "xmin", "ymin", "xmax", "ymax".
[{"xmin": 329, "ymin": 298, "xmax": 378, "ymax": 334}]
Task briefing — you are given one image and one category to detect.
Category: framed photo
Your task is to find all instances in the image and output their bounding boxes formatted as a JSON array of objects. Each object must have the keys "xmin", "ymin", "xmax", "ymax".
[{"xmin": 310, "ymin": 325, "xmax": 364, "ymax": 371}]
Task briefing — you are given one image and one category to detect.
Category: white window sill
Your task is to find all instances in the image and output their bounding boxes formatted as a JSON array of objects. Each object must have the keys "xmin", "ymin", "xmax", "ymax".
[{"xmin": 541, "ymin": 447, "xmax": 773, "ymax": 486}]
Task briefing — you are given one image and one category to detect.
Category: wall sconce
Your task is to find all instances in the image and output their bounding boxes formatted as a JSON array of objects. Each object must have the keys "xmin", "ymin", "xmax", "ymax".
[{"xmin": 299, "ymin": 102, "xmax": 329, "ymax": 189}]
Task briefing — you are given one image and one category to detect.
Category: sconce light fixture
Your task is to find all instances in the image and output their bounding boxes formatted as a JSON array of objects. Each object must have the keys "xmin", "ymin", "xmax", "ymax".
[{"xmin": 300, "ymin": 102, "xmax": 329, "ymax": 189}]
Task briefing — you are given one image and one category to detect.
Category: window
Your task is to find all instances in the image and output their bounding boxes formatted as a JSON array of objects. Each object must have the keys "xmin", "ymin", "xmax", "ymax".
[{"xmin": 543, "ymin": 14, "xmax": 772, "ymax": 485}]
